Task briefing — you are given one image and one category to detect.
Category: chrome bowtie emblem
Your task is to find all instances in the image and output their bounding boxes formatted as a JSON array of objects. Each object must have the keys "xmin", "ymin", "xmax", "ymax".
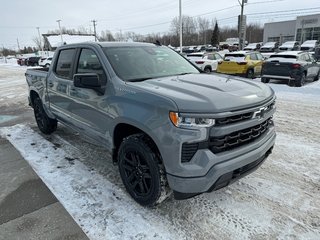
[{"xmin": 252, "ymin": 107, "xmax": 268, "ymax": 119}]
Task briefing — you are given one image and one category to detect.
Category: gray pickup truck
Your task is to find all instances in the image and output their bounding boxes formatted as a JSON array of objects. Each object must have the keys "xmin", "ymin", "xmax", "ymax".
[{"xmin": 26, "ymin": 42, "xmax": 276, "ymax": 206}]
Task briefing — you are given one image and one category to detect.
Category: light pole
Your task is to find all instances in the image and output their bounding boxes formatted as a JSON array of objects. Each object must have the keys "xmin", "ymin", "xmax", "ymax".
[
  {"xmin": 179, "ymin": 0, "xmax": 182, "ymax": 53},
  {"xmin": 56, "ymin": 20, "xmax": 63, "ymax": 44}
]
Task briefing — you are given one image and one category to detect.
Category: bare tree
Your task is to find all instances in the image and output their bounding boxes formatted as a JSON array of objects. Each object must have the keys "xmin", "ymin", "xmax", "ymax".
[
  {"xmin": 32, "ymin": 37, "xmax": 42, "ymax": 50},
  {"xmin": 100, "ymin": 30, "xmax": 115, "ymax": 41},
  {"xmin": 197, "ymin": 17, "xmax": 210, "ymax": 44}
]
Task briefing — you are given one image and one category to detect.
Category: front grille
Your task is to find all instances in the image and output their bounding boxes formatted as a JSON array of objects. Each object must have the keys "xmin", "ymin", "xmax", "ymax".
[
  {"xmin": 181, "ymin": 143, "xmax": 199, "ymax": 163},
  {"xmin": 215, "ymin": 101, "xmax": 275, "ymax": 126},
  {"xmin": 210, "ymin": 118, "xmax": 272, "ymax": 154}
]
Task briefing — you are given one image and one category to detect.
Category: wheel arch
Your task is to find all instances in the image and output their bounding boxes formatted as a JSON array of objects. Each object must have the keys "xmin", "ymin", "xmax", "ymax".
[{"xmin": 112, "ymin": 123, "xmax": 162, "ymax": 164}]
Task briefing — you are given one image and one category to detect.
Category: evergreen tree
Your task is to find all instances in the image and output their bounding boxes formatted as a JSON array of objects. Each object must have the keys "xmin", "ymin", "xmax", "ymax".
[{"xmin": 211, "ymin": 21, "xmax": 220, "ymax": 47}]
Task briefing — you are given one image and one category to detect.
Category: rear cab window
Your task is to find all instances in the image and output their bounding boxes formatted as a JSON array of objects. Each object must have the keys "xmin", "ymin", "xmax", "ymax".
[{"xmin": 55, "ymin": 49, "xmax": 76, "ymax": 79}]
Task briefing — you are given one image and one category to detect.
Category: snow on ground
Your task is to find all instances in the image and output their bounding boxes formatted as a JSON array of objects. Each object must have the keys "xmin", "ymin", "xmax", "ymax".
[{"xmin": 0, "ymin": 64, "xmax": 320, "ymax": 239}]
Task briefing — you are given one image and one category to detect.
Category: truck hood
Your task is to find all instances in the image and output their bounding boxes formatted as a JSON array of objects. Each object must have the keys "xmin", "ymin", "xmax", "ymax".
[{"xmin": 128, "ymin": 73, "xmax": 274, "ymax": 113}]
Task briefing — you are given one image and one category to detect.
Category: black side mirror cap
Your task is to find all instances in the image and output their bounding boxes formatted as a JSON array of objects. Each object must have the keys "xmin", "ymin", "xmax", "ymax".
[{"xmin": 73, "ymin": 73, "xmax": 101, "ymax": 88}]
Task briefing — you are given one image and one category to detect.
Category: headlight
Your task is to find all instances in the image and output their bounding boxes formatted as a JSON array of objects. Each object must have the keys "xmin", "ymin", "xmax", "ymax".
[{"xmin": 169, "ymin": 112, "xmax": 215, "ymax": 128}]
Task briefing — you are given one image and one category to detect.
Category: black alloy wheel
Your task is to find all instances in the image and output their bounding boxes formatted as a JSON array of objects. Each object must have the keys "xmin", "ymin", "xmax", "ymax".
[{"xmin": 118, "ymin": 134, "xmax": 166, "ymax": 206}]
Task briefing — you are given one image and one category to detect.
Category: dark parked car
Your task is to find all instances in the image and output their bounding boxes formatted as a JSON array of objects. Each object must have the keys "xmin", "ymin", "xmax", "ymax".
[
  {"xmin": 17, "ymin": 58, "xmax": 27, "ymax": 66},
  {"xmin": 26, "ymin": 57, "xmax": 41, "ymax": 66},
  {"xmin": 261, "ymin": 51, "xmax": 320, "ymax": 87}
]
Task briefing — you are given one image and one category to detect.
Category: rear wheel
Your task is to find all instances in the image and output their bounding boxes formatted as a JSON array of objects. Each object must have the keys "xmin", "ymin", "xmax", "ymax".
[
  {"xmin": 295, "ymin": 73, "xmax": 306, "ymax": 87},
  {"xmin": 204, "ymin": 66, "xmax": 211, "ymax": 73},
  {"xmin": 246, "ymin": 69, "xmax": 254, "ymax": 79},
  {"xmin": 118, "ymin": 133, "xmax": 169, "ymax": 206},
  {"xmin": 33, "ymin": 97, "xmax": 57, "ymax": 134},
  {"xmin": 261, "ymin": 77, "xmax": 270, "ymax": 83}
]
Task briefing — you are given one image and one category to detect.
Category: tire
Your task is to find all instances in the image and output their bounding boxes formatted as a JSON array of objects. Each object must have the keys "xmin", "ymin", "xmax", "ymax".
[
  {"xmin": 246, "ymin": 69, "xmax": 254, "ymax": 79},
  {"xmin": 118, "ymin": 133, "xmax": 169, "ymax": 206},
  {"xmin": 295, "ymin": 73, "xmax": 306, "ymax": 87},
  {"xmin": 204, "ymin": 66, "xmax": 211, "ymax": 73},
  {"xmin": 261, "ymin": 77, "xmax": 270, "ymax": 83},
  {"xmin": 33, "ymin": 97, "xmax": 57, "ymax": 134},
  {"xmin": 314, "ymin": 70, "xmax": 320, "ymax": 81}
]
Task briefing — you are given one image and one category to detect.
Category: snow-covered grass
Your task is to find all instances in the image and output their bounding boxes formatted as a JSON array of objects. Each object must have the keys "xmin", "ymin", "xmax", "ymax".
[{"xmin": 0, "ymin": 64, "xmax": 319, "ymax": 239}]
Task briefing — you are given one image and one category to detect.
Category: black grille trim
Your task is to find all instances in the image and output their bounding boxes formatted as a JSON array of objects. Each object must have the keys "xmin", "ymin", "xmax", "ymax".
[
  {"xmin": 181, "ymin": 143, "xmax": 199, "ymax": 163},
  {"xmin": 216, "ymin": 112, "xmax": 253, "ymax": 125},
  {"xmin": 210, "ymin": 118, "xmax": 272, "ymax": 154}
]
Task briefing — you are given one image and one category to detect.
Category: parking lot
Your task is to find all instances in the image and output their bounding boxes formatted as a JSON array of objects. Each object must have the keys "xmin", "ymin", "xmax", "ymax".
[{"xmin": 0, "ymin": 62, "xmax": 319, "ymax": 239}]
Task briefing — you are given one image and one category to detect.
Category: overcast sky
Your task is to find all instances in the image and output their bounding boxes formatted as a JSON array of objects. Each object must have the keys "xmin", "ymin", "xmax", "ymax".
[{"xmin": 1, "ymin": 0, "xmax": 320, "ymax": 48}]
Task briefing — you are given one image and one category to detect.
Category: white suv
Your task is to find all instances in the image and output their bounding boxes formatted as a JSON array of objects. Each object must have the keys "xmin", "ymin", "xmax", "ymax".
[
  {"xmin": 39, "ymin": 57, "xmax": 53, "ymax": 67},
  {"xmin": 187, "ymin": 52, "xmax": 223, "ymax": 72}
]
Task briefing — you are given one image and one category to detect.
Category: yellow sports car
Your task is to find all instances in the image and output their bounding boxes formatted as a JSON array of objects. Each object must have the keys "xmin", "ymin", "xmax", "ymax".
[{"xmin": 216, "ymin": 51, "xmax": 264, "ymax": 78}]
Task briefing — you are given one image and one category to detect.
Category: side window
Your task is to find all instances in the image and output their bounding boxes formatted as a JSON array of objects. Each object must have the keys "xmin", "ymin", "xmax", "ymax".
[
  {"xmin": 304, "ymin": 54, "xmax": 311, "ymax": 62},
  {"xmin": 256, "ymin": 53, "xmax": 263, "ymax": 60},
  {"xmin": 250, "ymin": 53, "xmax": 257, "ymax": 60},
  {"xmin": 299, "ymin": 54, "xmax": 306, "ymax": 62},
  {"xmin": 77, "ymin": 49, "xmax": 106, "ymax": 84},
  {"xmin": 207, "ymin": 54, "xmax": 215, "ymax": 60},
  {"xmin": 55, "ymin": 49, "xmax": 76, "ymax": 79},
  {"xmin": 215, "ymin": 53, "xmax": 222, "ymax": 60}
]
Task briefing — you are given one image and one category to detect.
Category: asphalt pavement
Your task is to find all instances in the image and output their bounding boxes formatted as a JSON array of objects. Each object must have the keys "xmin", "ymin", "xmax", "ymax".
[{"xmin": 0, "ymin": 108, "xmax": 89, "ymax": 240}]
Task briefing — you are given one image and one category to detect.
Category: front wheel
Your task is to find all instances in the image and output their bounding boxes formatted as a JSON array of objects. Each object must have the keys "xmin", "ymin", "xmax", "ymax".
[
  {"xmin": 33, "ymin": 97, "xmax": 57, "ymax": 134},
  {"xmin": 261, "ymin": 77, "xmax": 270, "ymax": 83},
  {"xmin": 246, "ymin": 69, "xmax": 254, "ymax": 79},
  {"xmin": 118, "ymin": 134, "xmax": 169, "ymax": 206}
]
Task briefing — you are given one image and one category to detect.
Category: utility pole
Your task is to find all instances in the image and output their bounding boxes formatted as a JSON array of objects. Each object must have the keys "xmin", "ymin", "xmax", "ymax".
[
  {"xmin": 179, "ymin": 0, "xmax": 182, "ymax": 53},
  {"xmin": 56, "ymin": 20, "xmax": 63, "ymax": 44},
  {"xmin": 36, "ymin": 27, "xmax": 44, "ymax": 54},
  {"xmin": 238, "ymin": 0, "xmax": 247, "ymax": 50},
  {"xmin": 16, "ymin": 38, "xmax": 21, "ymax": 54},
  {"xmin": 92, "ymin": 20, "xmax": 97, "ymax": 42}
]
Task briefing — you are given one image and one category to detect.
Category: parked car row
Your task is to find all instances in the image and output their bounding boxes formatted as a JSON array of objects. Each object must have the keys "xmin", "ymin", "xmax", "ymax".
[
  {"xmin": 205, "ymin": 46, "xmax": 320, "ymax": 88},
  {"xmin": 17, "ymin": 57, "xmax": 41, "ymax": 66},
  {"xmin": 17, "ymin": 56, "xmax": 52, "ymax": 67}
]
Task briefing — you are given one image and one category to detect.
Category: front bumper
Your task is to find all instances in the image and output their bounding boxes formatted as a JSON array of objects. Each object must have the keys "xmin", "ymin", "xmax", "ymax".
[{"xmin": 166, "ymin": 129, "xmax": 276, "ymax": 197}]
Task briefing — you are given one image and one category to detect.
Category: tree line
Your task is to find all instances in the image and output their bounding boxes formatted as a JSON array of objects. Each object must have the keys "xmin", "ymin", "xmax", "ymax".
[{"xmin": 1, "ymin": 15, "xmax": 264, "ymax": 56}]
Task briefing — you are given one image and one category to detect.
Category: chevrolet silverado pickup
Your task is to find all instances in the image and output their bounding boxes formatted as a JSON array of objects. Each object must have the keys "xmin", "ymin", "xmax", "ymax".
[{"xmin": 26, "ymin": 42, "xmax": 276, "ymax": 206}]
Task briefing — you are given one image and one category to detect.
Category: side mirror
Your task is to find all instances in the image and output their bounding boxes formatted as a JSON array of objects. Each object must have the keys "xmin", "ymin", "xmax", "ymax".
[{"xmin": 73, "ymin": 73, "xmax": 101, "ymax": 88}]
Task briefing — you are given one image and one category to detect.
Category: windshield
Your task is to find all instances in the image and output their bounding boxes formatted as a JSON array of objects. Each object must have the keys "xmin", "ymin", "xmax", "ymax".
[{"xmin": 103, "ymin": 45, "xmax": 199, "ymax": 81}]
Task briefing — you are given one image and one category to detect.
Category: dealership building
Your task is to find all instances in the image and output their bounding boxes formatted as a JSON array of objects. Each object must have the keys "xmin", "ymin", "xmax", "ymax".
[{"xmin": 263, "ymin": 14, "xmax": 320, "ymax": 44}]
